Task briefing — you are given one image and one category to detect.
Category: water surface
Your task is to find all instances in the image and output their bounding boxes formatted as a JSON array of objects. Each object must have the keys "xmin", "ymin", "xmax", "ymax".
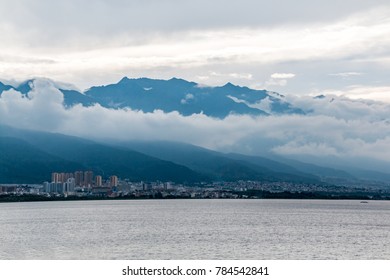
[{"xmin": 0, "ymin": 199, "xmax": 389, "ymax": 259}]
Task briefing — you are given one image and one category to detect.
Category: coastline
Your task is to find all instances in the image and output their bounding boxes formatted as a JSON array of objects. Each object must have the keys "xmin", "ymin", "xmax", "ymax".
[{"xmin": 1, "ymin": 191, "xmax": 389, "ymax": 203}]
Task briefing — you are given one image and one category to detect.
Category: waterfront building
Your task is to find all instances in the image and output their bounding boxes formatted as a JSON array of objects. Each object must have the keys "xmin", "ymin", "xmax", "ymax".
[
  {"xmin": 96, "ymin": 175, "xmax": 102, "ymax": 187},
  {"xmin": 64, "ymin": 178, "xmax": 76, "ymax": 194},
  {"xmin": 51, "ymin": 172, "xmax": 60, "ymax": 183},
  {"xmin": 75, "ymin": 171, "xmax": 84, "ymax": 186},
  {"xmin": 110, "ymin": 175, "xmax": 118, "ymax": 187},
  {"xmin": 84, "ymin": 171, "xmax": 94, "ymax": 187}
]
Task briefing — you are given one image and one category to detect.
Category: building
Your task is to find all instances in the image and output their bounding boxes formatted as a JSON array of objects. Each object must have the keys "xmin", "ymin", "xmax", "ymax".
[
  {"xmin": 51, "ymin": 172, "xmax": 60, "ymax": 183},
  {"xmin": 110, "ymin": 175, "xmax": 118, "ymax": 187},
  {"xmin": 51, "ymin": 172, "xmax": 74, "ymax": 183},
  {"xmin": 84, "ymin": 171, "xmax": 94, "ymax": 187},
  {"xmin": 48, "ymin": 182, "xmax": 64, "ymax": 193},
  {"xmin": 95, "ymin": 175, "xmax": 102, "ymax": 187},
  {"xmin": 64, "ymin": 178, "xmax": 75, "ymax": 194},
  {"xmin": 43, "ymin": 182, "xmax": 50, "ymax": 193},
  {"xmin": 74, "ymin": 171, "xmax": 84, "ymax": 186}
]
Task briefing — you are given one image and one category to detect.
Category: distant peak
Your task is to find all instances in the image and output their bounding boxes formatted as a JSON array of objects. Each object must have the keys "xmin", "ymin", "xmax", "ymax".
[
  {"xmin": 168, "ymin": 77, "xmax": 186, "ymax": 83},
  {"xmin": 118, "ymin": 77, "xmax": 130, "ymax": 83},
  {"xmin": 223, "ymin": 82, "xmax": 236, "ymax": 88}
]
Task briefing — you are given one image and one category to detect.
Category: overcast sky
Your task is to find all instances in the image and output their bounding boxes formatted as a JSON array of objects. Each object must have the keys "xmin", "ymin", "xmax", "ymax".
[
  {"xmin": 1, "ymin": 1, "xmax": 390, "ymax": 169},
  {"xmin": 1, "ymin": 0, "xmax": 390, "ymax": 101}
]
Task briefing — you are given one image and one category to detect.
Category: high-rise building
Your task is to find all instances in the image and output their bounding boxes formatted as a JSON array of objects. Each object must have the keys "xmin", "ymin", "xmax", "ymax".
[
  {"xmin": 84, "ymin": 171, "xmax": 94, "ymax": 187},
  {"xmin": 75, "ymin": 171, "xmax": 84, "ymax": 186},
  {"xmin": 64, "ymin": 178, "xmax": 75, "ymax": 193},
  {"xmin": 110, "ymin": 175, "xmax": 118, "ymax": 187},
  {"xmin": 51, "ymin": 172, "xmax": 60, "ymax": 183},
  {"xmin": 95, "ymin": 175, "xmax": 102, "ymax": 187},
  {"xmin": 58, "ymin": 173, "xmax": 65, "ymax": 183},
  {"xmin": 43, "ymin": 182, "xmax": 50, "ymax": 193}
]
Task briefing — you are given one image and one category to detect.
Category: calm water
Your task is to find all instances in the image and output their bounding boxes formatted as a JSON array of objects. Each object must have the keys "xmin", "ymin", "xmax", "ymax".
[{"xmin": 0, "ymin": 199, "xmax": 389, "ymax": 259}]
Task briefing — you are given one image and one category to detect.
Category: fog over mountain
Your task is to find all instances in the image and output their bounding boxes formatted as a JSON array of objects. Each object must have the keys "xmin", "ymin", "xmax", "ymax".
[{"xmin": 1, "ymin": 78, "xmax": 390, "ymax": 174}]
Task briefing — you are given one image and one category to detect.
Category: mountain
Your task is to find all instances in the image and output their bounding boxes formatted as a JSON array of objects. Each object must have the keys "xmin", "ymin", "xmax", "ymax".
[
  {"xmin": 59, "ymin": 89, "xmax": 96, "ymax": 107},
  {"xmin": 0, "ymin": 79, "xmax": 96, "ymax": 108},
  {"xmin": 0, "ymin": 137, "xmax": 83, "ymax": 183},
  {"xmin": 114, "ymin": 140, "xmax": 388, "ymax": 185},
  {"xmin": 0, "ymin": 125, "xmax": 322, "ymax": 184},
  {"xmin": 0, "ymin": 125, "xmax": 206, "ymax": 183},
  {"xmin": 114, "ymin": 140, "xmax": 320, "ymax": 183},
  {"xmin": 85, "ymin": 77, "xmax": 304, "ymax": 117},
  {"xmin": 0, "ymin": 81, "xmax": 13, "ymax": 93},
  {"xmin": 0, "ymin": 77, "xmax": 304, "ymax": 118},
  {"xmin": 1, "ymin": 125, "xmax": 386, "ymax": 185},
  {"xmin": 256, "ymin": 155, "xmax": 359, "ymax": 185}
]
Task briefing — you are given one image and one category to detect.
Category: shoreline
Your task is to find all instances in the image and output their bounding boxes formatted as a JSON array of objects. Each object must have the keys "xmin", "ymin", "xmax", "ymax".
[{"xmin": 1, "ymin": 191, "xmax": 389, "ymax": 203}]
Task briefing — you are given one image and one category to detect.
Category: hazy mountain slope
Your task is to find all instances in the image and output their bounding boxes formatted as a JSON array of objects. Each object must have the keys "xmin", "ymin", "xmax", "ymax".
[
  {"xmin": 115, "ymin": 140, "xmax": 320, "ymax": 182},
  {"xmin": 0, "ymin": 137, "xmax": 83, "ymax": 183},
  {"xmin": 225, "ymin": 153, "xmax": 318, "ymax": 179},
  {"xmin": 0, "ymin": 125, "xmax": 206, "ymax": 183},
  {"xmin": 269, "ymin": 156, "xmax": 356, "ymax": 181}
]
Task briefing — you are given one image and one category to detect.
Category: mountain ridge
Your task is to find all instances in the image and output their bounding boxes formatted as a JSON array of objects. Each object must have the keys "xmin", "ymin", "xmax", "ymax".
[
  {"xmin": 0, "ymin": 77, "xmax": 305, "ymax": 118},
  {"xmin": 1, "ymin": 125, "xmax": 389, "ymax": 185}
]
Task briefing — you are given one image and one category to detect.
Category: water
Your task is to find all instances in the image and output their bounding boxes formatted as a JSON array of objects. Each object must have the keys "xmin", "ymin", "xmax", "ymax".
[{"xmin": 0, "ymin": 199, "xmax": 389, "ymax": 259}]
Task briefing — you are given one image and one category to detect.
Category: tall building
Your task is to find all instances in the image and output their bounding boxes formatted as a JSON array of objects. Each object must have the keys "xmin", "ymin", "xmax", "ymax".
[
  {"xmin": 64, "ymin": 178, "xmax": 75, "ymax": 193},
  {"xmin": 58, "ymin": 173, "xmax": 65, "ymax": 183},
  {"xmin": 110, "ymin": 175, "xmax": 118, "ymax": 187},
  {"xmin": 43, "ymin": 182, "xmax": 50, "ymax": 193},
  {"xmin": 51, "ymin": 172, "xmax": 60, "ymax": 183},
  {"xmin": 75, "ymin": 171, "xmax": 84, "ymax": 186},
  {"xmin": 95, "ymin": 175, "xmax": 102, "ymax": 187},
  {"xmin": 84, "ymin": 171, "xmax": 94, "ymax": 187}
]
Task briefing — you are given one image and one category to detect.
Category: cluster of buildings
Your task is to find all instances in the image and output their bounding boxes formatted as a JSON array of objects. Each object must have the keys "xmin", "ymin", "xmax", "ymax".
[
  {"xmin": 2, "ymin": 171, "xmax": 390, "ymax": 200},
  {"xmin": 44, "ymin": 171, "xmax": 118, "ymax": 195}
]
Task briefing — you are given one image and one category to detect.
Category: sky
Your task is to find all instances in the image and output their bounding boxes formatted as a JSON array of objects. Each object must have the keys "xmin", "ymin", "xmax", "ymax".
[
  {"xmin": 1, "ymin": 1, "xmax": 390, "ymax": 170},
  {"xmin": 1, "ymin": 0, "xmax": 390, "ymax": 101}
]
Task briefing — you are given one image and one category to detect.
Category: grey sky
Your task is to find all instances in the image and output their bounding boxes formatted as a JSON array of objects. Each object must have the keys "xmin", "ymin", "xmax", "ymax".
[{"xmin": 1, "ymin": 0, "xmax": 390, "ymax": 100}]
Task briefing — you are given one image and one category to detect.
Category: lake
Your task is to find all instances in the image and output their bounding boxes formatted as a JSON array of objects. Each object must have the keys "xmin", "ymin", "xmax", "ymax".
[{"xmin": 0, "ymin": 199, "xmax": 389, "ymax": 259}]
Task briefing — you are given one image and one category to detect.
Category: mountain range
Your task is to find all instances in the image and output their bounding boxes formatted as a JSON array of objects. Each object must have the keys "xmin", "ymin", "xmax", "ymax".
[
  {"xmin": 2, "ymin": 124, "xmax": 389, "ymax": 185},
  {"xmin": 0, "ymin": 77, "xmax": 303, "ymax": 118},
  {"xmin": 1, "ymin": 77, "xmax": 390, "ymax": 186}
]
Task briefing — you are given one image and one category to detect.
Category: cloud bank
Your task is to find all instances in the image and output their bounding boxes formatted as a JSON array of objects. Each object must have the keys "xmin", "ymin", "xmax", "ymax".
[{"xmin": 1, "ymin": 80, "xmax": 390, "ymax": 171}]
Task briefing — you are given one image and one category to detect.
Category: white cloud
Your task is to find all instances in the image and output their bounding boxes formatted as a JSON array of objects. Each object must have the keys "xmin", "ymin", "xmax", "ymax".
[
  {"xmin": 266, "ymin": 73, "xmax": 295, "ymax": 87},
  {"xmin": 2, "ymin": 80, "xmax": 390, "ymax": 170},
  {"xmin": 329, "ymin": 72, "xmax": 362, "ymax": 77},
  {"xmin": 180, "ymin": 93, "xmax": 194, "ymax": 104},
  {"xmin": 309, "ymin": 85, "xmax": 390, "ymax": 103},
  {"xmin": 228, "ymin": 73, "xmax": 253, "ymax": 80},
  {"xmin": 270, "ymin": 73, "xmax": 296, "ymax": 79}
]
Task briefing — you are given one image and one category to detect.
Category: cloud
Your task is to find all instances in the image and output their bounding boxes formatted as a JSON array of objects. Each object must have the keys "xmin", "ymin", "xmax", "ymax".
[
  {"xmin": 329, "ymin": 72, "xmax": 362, "ymax": 78},
  {"xmin": 180, "ymin": 93, "xmax": 194, "ymax": 104},
  {"xmin": 1, "ymin": 80, "xmax": 390, "ymax": 171},
  {"xmin": 270, "ymin": 73, "xmax": 296, "ymax": 79},
  {"xmin": 266, "ymin": 73, "xmax": 295, "ymax": 87},
  {"xmin": 2, "ymin": 0, "xmax": 388, "ymax": 47},
  {"xmin": 1, "ymin": 3, "xmax": 390, "ymax": 97}
]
